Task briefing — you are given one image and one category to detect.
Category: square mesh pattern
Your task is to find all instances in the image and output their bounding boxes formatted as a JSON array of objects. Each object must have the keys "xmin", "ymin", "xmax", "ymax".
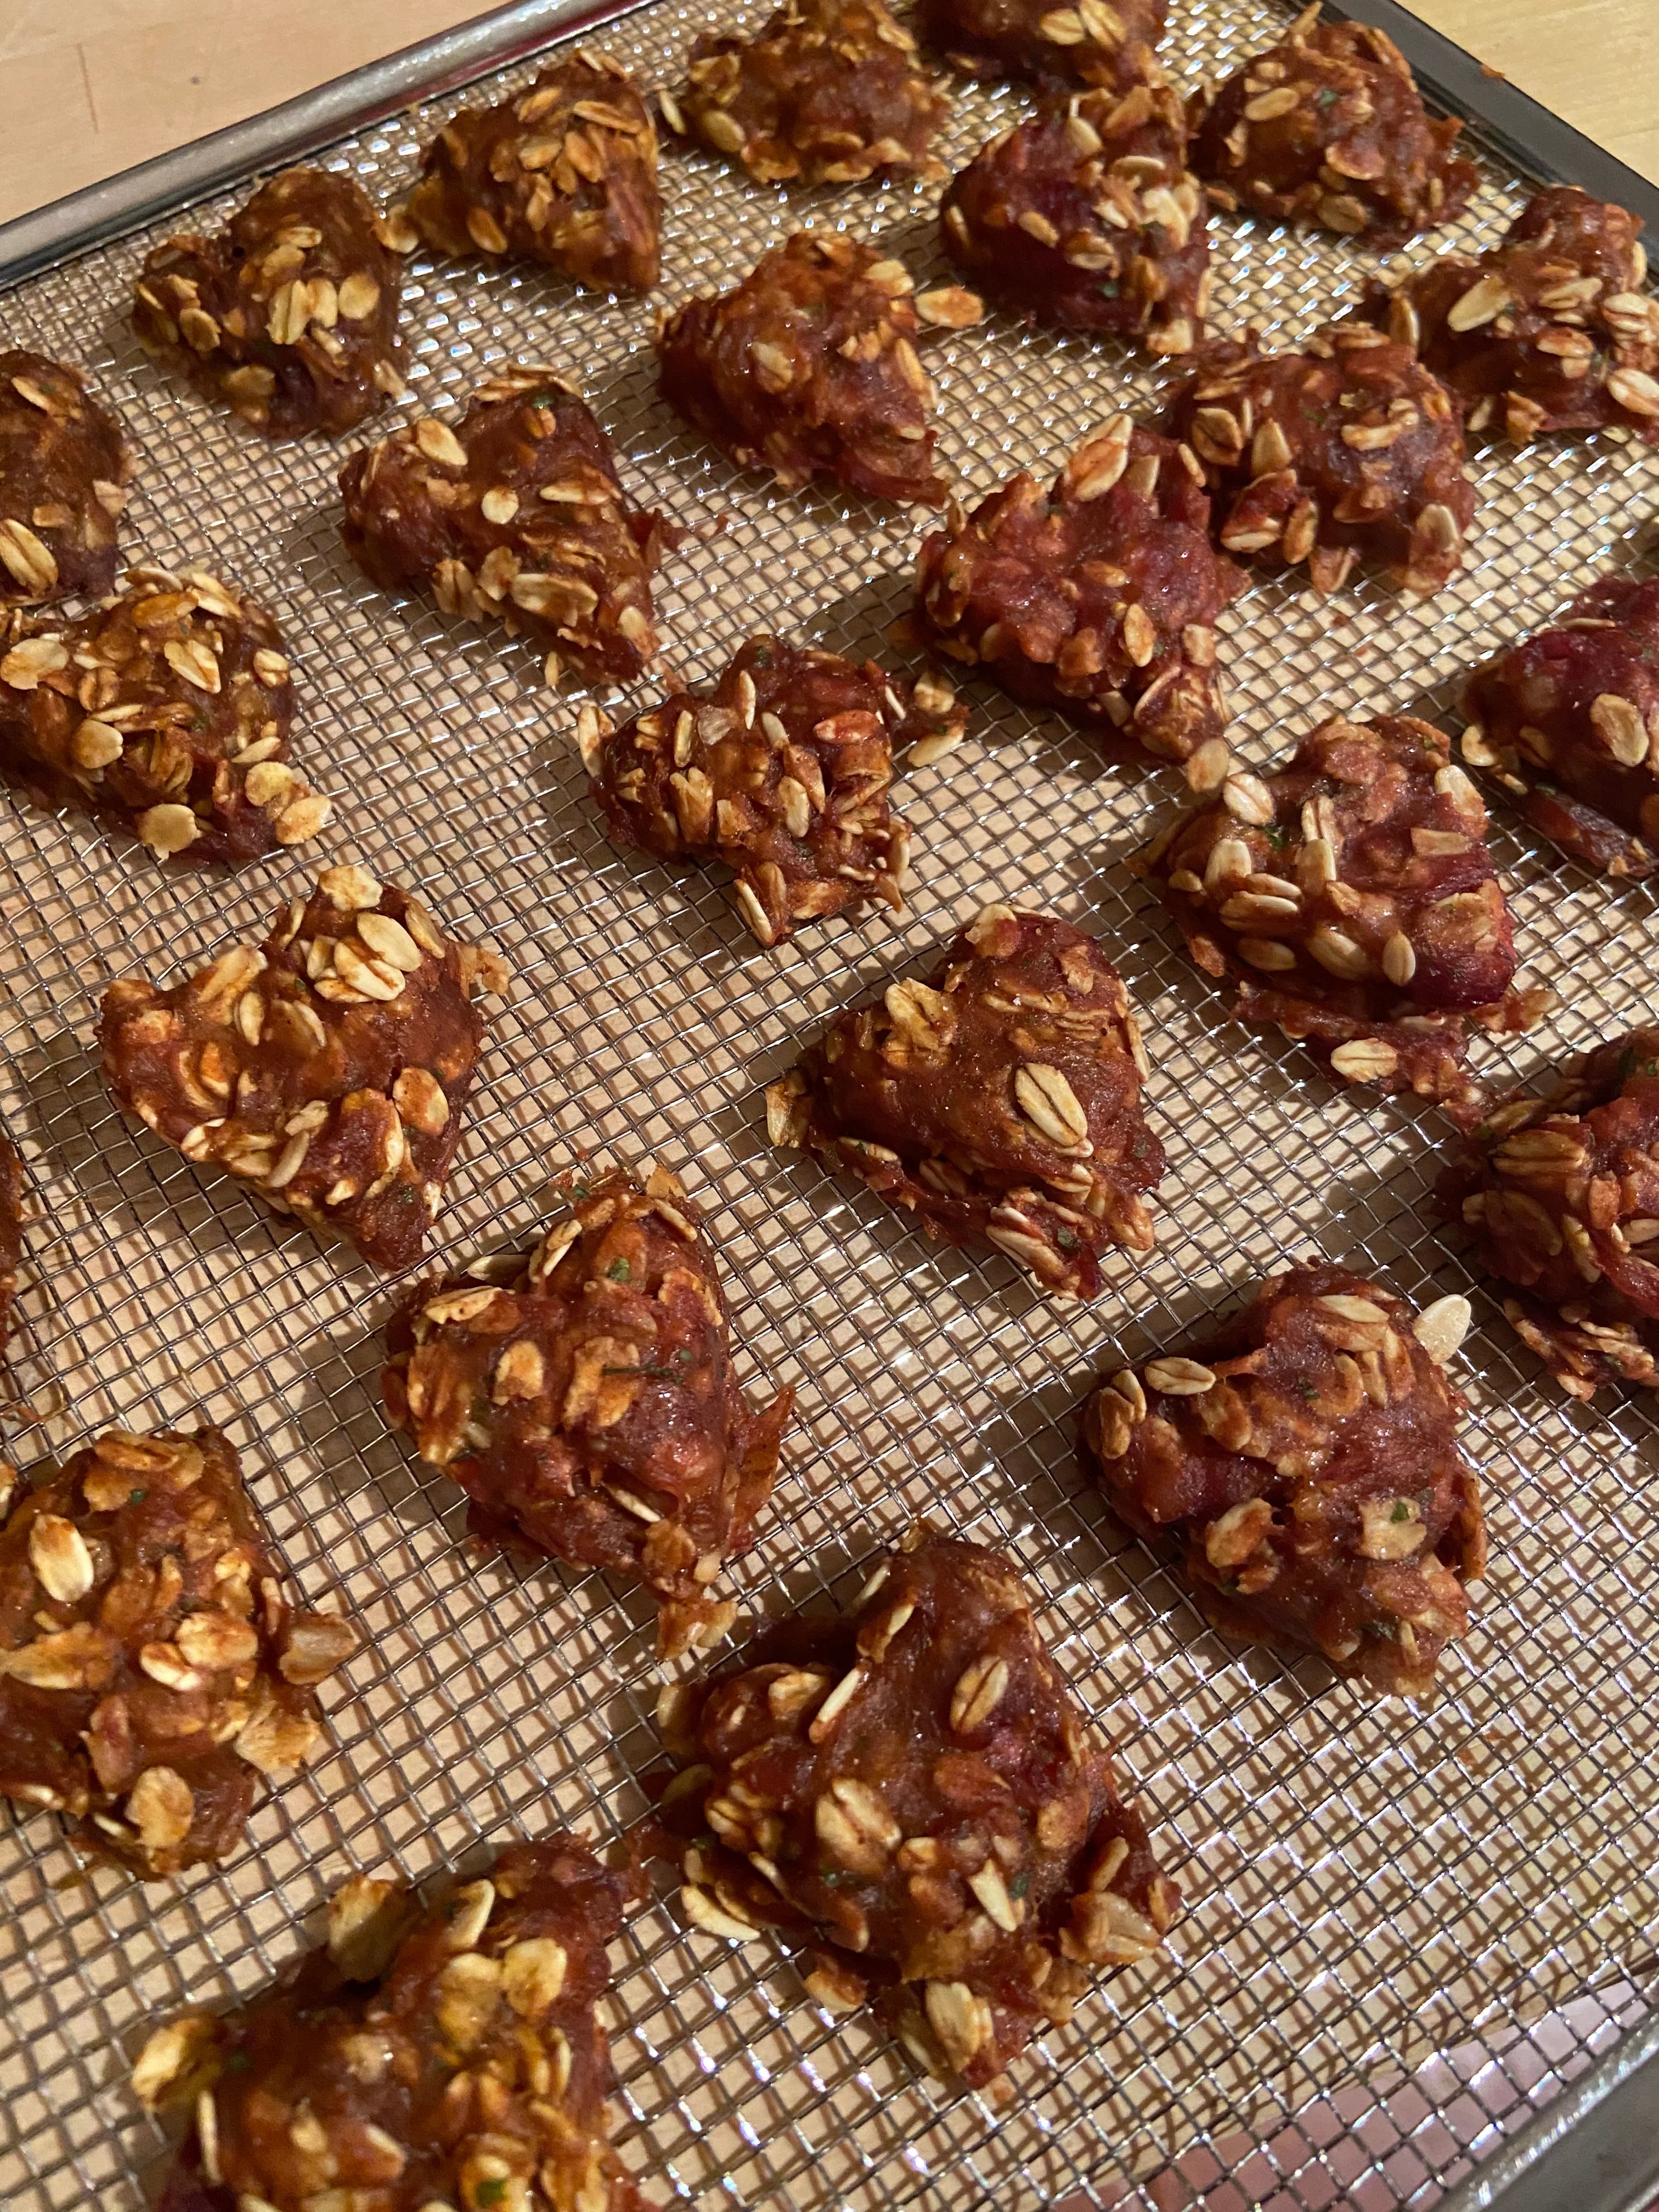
[{"xmin": 1, "ymin": 0, "xmax": 1657, "ymax": 2205}]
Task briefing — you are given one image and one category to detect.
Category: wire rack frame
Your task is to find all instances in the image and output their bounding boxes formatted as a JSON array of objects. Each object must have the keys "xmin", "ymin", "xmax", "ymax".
[{"xmin": 0, "ymin": 0, "xmax": 1657, "ymax": 2208}]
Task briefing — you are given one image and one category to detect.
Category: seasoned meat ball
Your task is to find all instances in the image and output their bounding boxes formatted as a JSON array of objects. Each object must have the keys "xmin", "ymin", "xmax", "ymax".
[
  {"xmin": 1144, "ymin": 713, "xmax": 1543, "ymax": 1110},
  {"xmin": 1360, "ymin": 185, "xmax": 1659, "ymax": 445},
  {"xmin": 656, "ymin": 229, "xmax": 982, "ymax": 506},
  {"xmin": 1159, "ymin": 323, "xmax": 1477, "ymax": 592},
  {"xmin": 100, "ymin": 865, "xmax": 507, "ymax": 1274},
  {"xmin": 1462, "ymin": 571, "xmax": 1659, "ymax": 880},
  {"xmin": 1081, "ymin": 1265, "xmax": 1484, "ymax": 1699},
  {"xmin": 912, "ymin": 416, "xmax": 1238, "ymax": 785},
  {"xmin": 585, "ymin": 635, "xmax": 963, "ymax": 946},
  {"xmin": 0, "ymin": 566, "xmax": 330, "ymax": 867},
  {"xmin": 0, "ymin": 352, "xmax": 131, "ymax": 607},
  {"xmin": 659, "ymin": 1527, "xmax": 1176, "ymax": 2089},
  {"xmin": 665, "ymin": 0, "xmax": 951, "ymax": 188},
  {"xmin": 133, "ymin": 167, "xmax": 404, "ymax": 438},
  {"xmin": 0, "ymin": 1425, "xmax": 353, "ymax": 1876},
  {"xmin": 1193, "ymin": 8, "xmax": 1475, "ymax": 248},
  {"xmin": 402, "ymin": 49, "xmax": 661, "ymax": 289},
  {"xmin": 383, "ymin": 1165, "xmax": 793, "ymax": 1657},
  {"xmin": 338, "ymin": 362, "xmax": 671, "ymax": 688},
  {"xmin": 920, "ymin": 0, "xmax": 1167, "ymax": 97},
  {"xmin": 1442, "ymin": 1027, "xmax": 1659, "ymax": 1398},
  {"xmin": 767, "ymin": 904, "xmax": 1163, "ymax": 1299},
  {"xmin": 1162, "ymin": 325, "xmax": 1475, "ymax": 595},
  {"xmin": 941, "ymin": 81, "xmax": 1207, "ymax": 352},
  {"xmin": 135, "ymin": 1836, "xmax": 651, "ymax": 2212}
]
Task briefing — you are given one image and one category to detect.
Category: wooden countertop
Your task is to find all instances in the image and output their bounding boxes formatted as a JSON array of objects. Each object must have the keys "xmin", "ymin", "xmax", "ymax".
[{"xmin": 1, "ymin": 0, "xmax": 1654, "ymax": 229}]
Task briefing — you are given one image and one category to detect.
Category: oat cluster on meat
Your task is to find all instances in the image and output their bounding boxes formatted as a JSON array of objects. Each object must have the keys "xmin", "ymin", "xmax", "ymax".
[
  {"xmin": 657, "ymin": 230, "xmax": 983, "ymax": 506},
  {"xmin": 0, "ymin": 1425, "xmax": 353, "ymax": 1876},
  {"xmin": 1443, "ymin": 1028, "xmax": 1659, "ymax": 1399},
  {"xmin": 659, "ymin": 1527, "xmax": 1175, "ymax": 2089},
  {"xmin": 1193, "ymin": 7, "xmax": 1475, "ymax": 247},
  {"xmin": 1462, "ymin": 572, "xmax": 1659, "ymax": 881},
  {"xmin": 921, "ymin": 0, "xmax": 1167, "ymax": 96},
  {"xmin": 100, "ymin": 866, "xmax": 507, "ymax": 1273},
  {"xmin": 587, "ymin": 634, "xmax": 962, "ymax": 946},
  {"xmin": 1361, "ymin": 185, "xmax": 1659, "ymax": 445},
  {"xmin": 1146, "ymin": 713, "xmax": 1544, "ymax": 1110},
  {"xmin": 941, "ymin": 82, "xmax": 1207, "ymax": 352},
  {"xmin": 0, "ymin": 353, "xmax": 131, "ymax": 608},
  {"xmin": 912, "ymin": 416, "xmax": 1237, "ymax": 786},
  {"xmin": 665, "ymin": 0, "xmax": 951, "ymax": 188},
  {"xmin": 1082, "ymin": 1266, "xmax": 1484, "ymax": 1699},
  {"xmin": 768, "ymin": 904, "xmax": 1162, "ymax": 1299},
  {"xmin": 339, "ymin": 363, "xmax": 672, "ymax": 687},
  {"xmin": 133, "ymin": 168, "xmax": 405, "ymax": 437},
  {"xmin": 383, "ymin": 1165, "xmax": 793, "ymax": 1657},
  {"xmin": 402, "ymin": 49, "xmax": 661, "ymax": 290},
  {"xmin": 0, "ymin": 566, "xmax": 330, "ymax": 866},
  {"xmin": 1163, "ymin": 325, "xmax": 1475, "ymax": 596},
  {"xmin": 136, "ymin": 1835, "xmax": 649, "ymax": 2212}
]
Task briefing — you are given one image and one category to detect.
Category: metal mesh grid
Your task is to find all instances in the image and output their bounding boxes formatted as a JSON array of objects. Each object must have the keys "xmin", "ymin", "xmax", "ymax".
[{"xmin": 1, "ymin": 0, "xmax": 1657, "ymax": 2204}]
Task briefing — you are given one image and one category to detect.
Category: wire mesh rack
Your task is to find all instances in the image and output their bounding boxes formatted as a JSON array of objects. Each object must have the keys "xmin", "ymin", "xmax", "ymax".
[{"xmin": 1, "ymin": 0, "xmax": 1657, "ymax": 2205}]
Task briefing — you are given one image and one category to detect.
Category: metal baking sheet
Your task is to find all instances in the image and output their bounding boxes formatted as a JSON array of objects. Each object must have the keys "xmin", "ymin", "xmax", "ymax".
[{"xmin": 1, "ymin": 2, "xmax": 1657, "ymax": 2207}]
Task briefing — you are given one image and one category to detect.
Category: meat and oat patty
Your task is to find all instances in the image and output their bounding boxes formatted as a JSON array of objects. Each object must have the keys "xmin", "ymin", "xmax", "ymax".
[
  {"xmin": 135, "ymin": 1834, "xmax": 651, "ymax": 2212},
  {"xmin": 1163, "ymin": 325, "xmax": 1475, "ymax": 596},
  {"xmin": 1461, "ymin": 570, "xmax": 1659, "ymax": 880},
  {"xmin": 339, "ymin": 362, "xmax": 671, "ymax": 688},
  {"xmin": 134, "ymin": 167, "xmax": 404, "ymax": 438},
  {"xmin": 766, "ymin": 904, "xmax": 1163, "ymax": 1299},
  {"xmin": 941, "ymin": 81, "xmax": 1207, "ymax": 352},
  {"xmin": 1081, "ymin": 1265, "xmax": 1483, "ymax": 1699},
  {"xmin": 100, "ymin": 865, "xmax": 507, "ymax": 1274},
  {"xmin": 586, "ymin": 634, "xmax": 962, "ymax": 946},
  {"xmin": 656, "ymin": 230, "xmax": 982, "ymax": 506},
  {"xmin": 402, "ymin": 49, "xmax": 661, "ymax": 290},
  {"xmin": 659, "ymin": 1526, "xmax": 1175, "ymax": 2089},
  {"xmin": 1441, "ymin": 1027, "xmax": 1659, "ymax": 1400},
  {"xmin": 1192, "ymin": 8, "xmax": 1475, "ymax": 248},
  {"xmin": 0, "ymin": 352, "xmax": 131, "ymax": 607},
  {"xmin": 383, "ymin": 1165, "xmax": 793, "ymax": 1657},
  {"xmin": 1359, "ymin": 184, "xmax": 1659, "ymax": 445},
  {"xmin": 1144, "ymin": 713, "xmax": 1542, "ymax": 1110},
  {"xmin": 912, "ymin": 415, "xmax": 1238, "ymax": 786},
  {"xmin": 665, "ymin": 0, "xmax": 951, "ymax": 188},
  {"xmin": 0, "ymin": 1424, "xmax": 354, "ymax": 1876},
  {"xmin": 0, "ymin": 566, "xmax": 330, "ymax": 866}
]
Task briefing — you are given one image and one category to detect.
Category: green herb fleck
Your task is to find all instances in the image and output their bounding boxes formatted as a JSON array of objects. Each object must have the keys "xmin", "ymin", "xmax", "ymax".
[
  {"xmin": 819, "ymin": 1867, "xmax": 843, "ymax": 1886},
  {"xmin": 1314, "ymin": 86, "xmax": 1340, "ymax": 108},
  {"xmin": 477, "ymin": 2182, "xmax": 510, "ymax": 2208},
  {"xmin": 1363, "ymin": 1618, "xmax": 1397, "ymax": 1639},
  {"xmin": 751, "ymin": 644, "xmax": 773, "ymax": 667},
  {"xmin": 1055, "ymin": 1226, "xmax": 1079, "ymax": 1251},
  {"xmin": 1297, "ymin": 1381, "xmax": 1319, "ymax": 1403},
  {"xmin": 1010, "ymin": 1870, "xmax": 1031, "ymax": 1899},
  {"xmin": 221, "ymin": 2049, "xmax": 251, "ymax": 2074},
  {"xmin": 606, "ymin": 1256, "xmax": 631, "ymax": 1282},
  {"xmin": 128, "ymin": 1488, "xmax": 146, "ymax": 1504},
  {"xmin": 1262, "ymin": 821, "xmax": 1291, "ymax": 849},
  {"xmin": 1391, "ymin": 1500, "xmax": 1410, "ymax": 1522},
  {"xmin": 1098, "ymin": 280, "xmax": 1120, "ymax": 298}
]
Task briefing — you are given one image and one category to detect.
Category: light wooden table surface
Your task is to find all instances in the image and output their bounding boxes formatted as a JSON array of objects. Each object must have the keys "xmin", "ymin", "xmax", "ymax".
[{"xmin": 1, "ymin": 0, "xmax": 1654, "ymax": 229}]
